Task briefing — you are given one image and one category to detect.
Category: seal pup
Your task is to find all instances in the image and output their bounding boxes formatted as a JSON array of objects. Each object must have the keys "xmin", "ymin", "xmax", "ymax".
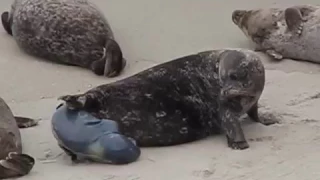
[
  {"xmin": 232, "ymin": 5, "xmax": 320, "ymax": 63},
  {"xmin": 1, "ymin": 0, "xmax": 126, "ymax": 77},
  {"xmin": 58, "ymin": 49, "xmax": 277, "ymax": 150},
  {"xmin": 0, "ymin": 97, "xmax": 38, "ymax": 179}
]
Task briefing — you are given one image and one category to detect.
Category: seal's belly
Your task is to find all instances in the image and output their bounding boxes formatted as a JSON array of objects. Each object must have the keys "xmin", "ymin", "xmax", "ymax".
[
  {"xmin": 103, "ymin": 109, "xmax": 216, "ymax": 147},
  {"xmin": 270, "ymin": 25, "xmax": 320, "ymax": 63}
]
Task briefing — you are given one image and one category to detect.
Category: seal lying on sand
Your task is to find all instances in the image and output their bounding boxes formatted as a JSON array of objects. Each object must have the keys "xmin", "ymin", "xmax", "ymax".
[
  {"xmin": 58, "ymin": 49, "xmax": 277, "ymax": 150},
  {"xmin": 0, "ymin": 97, "xmax": 38, "ymax": 179},
  {"xmin": 232, "ymin": 5, "xmax": 320, "ymax": 63},
  {"xmin": 51, "ymin": 103, "xmax": 141, "ymax": 164},
  {"xmin": 1, "ymin": 0, "xmax": 126, "ymax": 77}
]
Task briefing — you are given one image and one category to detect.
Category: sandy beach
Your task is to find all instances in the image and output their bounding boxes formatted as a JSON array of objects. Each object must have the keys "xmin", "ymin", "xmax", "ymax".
[{"xmin": 1, "ymin": 0, "xmax": 320, "ymax": 179}]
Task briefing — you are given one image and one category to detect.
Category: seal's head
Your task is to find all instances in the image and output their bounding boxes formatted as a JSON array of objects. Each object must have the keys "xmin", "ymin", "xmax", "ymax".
[
  {"xmin": 232, "ymin": 9, "xmax": 281, "ymax": 44},
  {"xmin": 218, "ymin": 50, "xmax": 265, "ymax": 111}
]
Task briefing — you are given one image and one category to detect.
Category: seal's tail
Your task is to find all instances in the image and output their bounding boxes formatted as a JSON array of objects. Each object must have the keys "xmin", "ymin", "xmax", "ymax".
[
  {"xmin": 0, "ymin": 152, "xmax": 35, "ymax": 179},
  {"xmin": 14, "ymin": 116, "xmax": 39, "ymax": 128},
  {"xmin": 91, "ymin": 39, "xmax": 126, "ymax": 77}
]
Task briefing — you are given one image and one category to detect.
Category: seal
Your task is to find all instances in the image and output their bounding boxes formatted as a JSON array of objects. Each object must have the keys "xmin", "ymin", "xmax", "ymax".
[
  {"xmin": 0, "ymin": 97, "xmax": 38, "ymax": 179},
  {"xmin": 1, "ymin": 0, "xmax": 126, "ymax": 77},
  {"xmin": 51, "ymin": 103, "xmax": 141, "ymax": 164},
  {"xmin": 232, "ymin": 5, "xmax": 320, "ymax": 63},
  {"xmin": 57, "ymin": 49, "xmax": 277, "ymax": 150}
]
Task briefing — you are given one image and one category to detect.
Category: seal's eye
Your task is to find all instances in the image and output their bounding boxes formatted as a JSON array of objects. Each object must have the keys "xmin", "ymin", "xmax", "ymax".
[{"xmin": 229, "ymin": 73, "xmax": 238, "ymax": 80}]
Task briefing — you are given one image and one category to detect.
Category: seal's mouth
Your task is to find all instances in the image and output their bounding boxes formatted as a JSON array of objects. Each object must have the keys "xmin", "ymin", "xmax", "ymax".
[
  {"xmin": 221, "ymin": 88, "xmax": 255, "ymax": 99},
  {"xmin": 232, "ymin": 10, "xmax": 248, "ymax": 25}
]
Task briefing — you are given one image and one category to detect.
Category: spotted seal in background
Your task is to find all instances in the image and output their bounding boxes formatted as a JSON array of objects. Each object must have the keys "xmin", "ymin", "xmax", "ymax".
[
  {"xmin": 58, "ymin": 49, "xmax": 277, "ymax": 150},
  {"xmin": 232, "ymin": 5, "xmax": 320, "ymax": 64},
  {"xmin": 0, "ymin": 97, "xmax": 38, "ymax": 179},
  {"xmin": 1, "ymin": 0, "xmax": 126, "ymax": 77}
]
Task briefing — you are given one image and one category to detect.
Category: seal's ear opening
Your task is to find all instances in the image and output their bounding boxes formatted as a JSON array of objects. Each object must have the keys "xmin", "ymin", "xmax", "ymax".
[
  {"xmin": 1, "ymin": 11, "xmax": 12, "ymax": 36},
  {"xmin": 103, "ymin": 39, "xmax": 126, "ymax": 77}
]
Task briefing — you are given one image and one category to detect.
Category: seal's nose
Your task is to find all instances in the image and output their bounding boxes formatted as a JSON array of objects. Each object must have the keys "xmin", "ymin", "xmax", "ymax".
[{"xmin": 232, "ymin": 10, "xmax": 246, "ymax": 25}]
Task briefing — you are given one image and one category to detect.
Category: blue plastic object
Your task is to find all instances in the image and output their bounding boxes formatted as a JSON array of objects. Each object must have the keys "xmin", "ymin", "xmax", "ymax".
[{"xmin": 51, "ymin": 103, "xmax": 141, "ymax": 164}]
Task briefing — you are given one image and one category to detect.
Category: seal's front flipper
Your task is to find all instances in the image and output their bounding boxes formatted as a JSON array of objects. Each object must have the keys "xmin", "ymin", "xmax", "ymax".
[
  {"xmin": 0, "ymin": 152, "xmax": 35, "ymax": 179},
  {"xmin": 103, "ymin": 39, "xmax": 126, "ymax": 77},
  {"xmin": 14, "ymin": 116, "xmax": 39, "ymax": 128},
  {"xmin": 220, "ymin": 105, "xmax": 249, "ymax": 150},
  {"xmin": 284, "ymin": 7, "xmax": 305, "ymax": 36},
  {"xmin": 247, "ymin": 103, "xmax": 278, "ymax": 126},
  {"xmin": 265, "ymin": 49, "xmax": 283, "ymax": 60},
  {"xmin": 1, "ymin": 11, "xmax": 12, "ymax": 36}
]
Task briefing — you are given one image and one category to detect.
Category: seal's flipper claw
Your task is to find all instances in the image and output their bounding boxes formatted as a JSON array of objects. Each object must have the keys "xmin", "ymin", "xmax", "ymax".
[
  {"xmin": 227, "ymin": 137, "xmax": 249, "ymax": 150},
  {"xmin": 0, "ymin": 153, "xmax": 35, "ymax": 179},
  {"xmin": 103, "ymin": 39, "xmax": 126, "ymax": 77},
  {"xmin": 14, "ymin": 116, "xmax": 39, "ymax": 128},
  {"xmin": 265, "ymin": 49, "xmax": 283, "ymax": 60},
  {"xmin": 285, "ymin": 7, "xmax": 304, "ymax": 36},
  {"xmin": 1, "ymin": 11, "xmax": 12, "ymax": 36}
]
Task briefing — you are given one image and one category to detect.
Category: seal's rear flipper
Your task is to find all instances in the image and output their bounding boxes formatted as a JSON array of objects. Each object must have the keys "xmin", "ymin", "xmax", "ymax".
[
  {"xmin": 14, "ymin": 116, "xmax": 39, "ymax": 128},
  {"xmin": 58, "ymin": 144, "xmax": 80, "ymax": 163},
  {"xmin": 58, "ymin": 94, "xmax": 98, "ymax": 111},
  {"xmin": 265, "ymin": 49, "xmax": 283, "ymax": 60},
  {"xmin": 1, "ymin": 11, "xmax": 12, "ymax": 36},
  {"xmin": 58, "ymin": 95, "xmax": 87, "ymax": 110},
  {"xmin": 0, "ymin": 152, "xmax": 35, "ymax": 179},
  {"xmin": 103, "ymin": 39, "xmax": 126, "ymax": 77},
  {"xmin": 284, "ymin": 7, "xmax": 305, "ymax": 36}
]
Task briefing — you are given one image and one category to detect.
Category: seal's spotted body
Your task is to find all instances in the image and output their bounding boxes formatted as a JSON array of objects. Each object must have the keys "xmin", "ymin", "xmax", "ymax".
[
  {"xmin": 59, "ymin": 49, "xmax": 274, "ymax": 150},
  {"xmin": 0, "ymin": 97, "xmax": 38, "ymax": 179},
  {"xmin": 1, "ymin": 0, "xmax": 125, "ymax": 77},
  {"xmin": 232, "ymin": 5, "xmax": 320, "ymax": 63}
]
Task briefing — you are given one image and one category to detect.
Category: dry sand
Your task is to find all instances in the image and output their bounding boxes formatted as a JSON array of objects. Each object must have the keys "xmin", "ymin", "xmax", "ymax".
[{"xmin": 1, "ymin": 0, "xmax": 320, "ymax": 179}]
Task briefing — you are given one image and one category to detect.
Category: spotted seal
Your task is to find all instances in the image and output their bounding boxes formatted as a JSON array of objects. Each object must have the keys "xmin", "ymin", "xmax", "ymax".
[
  {"xmin": 0, "ymin": 97, "xmax": 38, "ymax": 179},
  {"xmin": 58, "ymin": 49, "xmax": 276, "ymax": 150},
  {"xmin": 51, "ymin": 103, "xmax": 141, "ymax": 164},
  {"xmin": 1, "ymin": 0, "xmax": 126, "ymax": 77},
  {"xmin": 232, "ymin": 5, "xmax": 320, "ymax": 63}
]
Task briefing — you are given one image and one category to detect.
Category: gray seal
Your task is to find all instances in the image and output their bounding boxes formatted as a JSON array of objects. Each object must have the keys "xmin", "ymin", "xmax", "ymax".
[
  {"xmin": 58, "ymin": 49, "xmax": 276, "ymax": 150},
  {"xmin": 0, "ymin": 97, "xmax": 38, "ymax": 179},
  {"xmin": 1, "ymin": 0, "xmax": 126, "ymax": 77},
  {"xmin": 232, "ymin": 5, "xmax": 320, "ymax": 63}
]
